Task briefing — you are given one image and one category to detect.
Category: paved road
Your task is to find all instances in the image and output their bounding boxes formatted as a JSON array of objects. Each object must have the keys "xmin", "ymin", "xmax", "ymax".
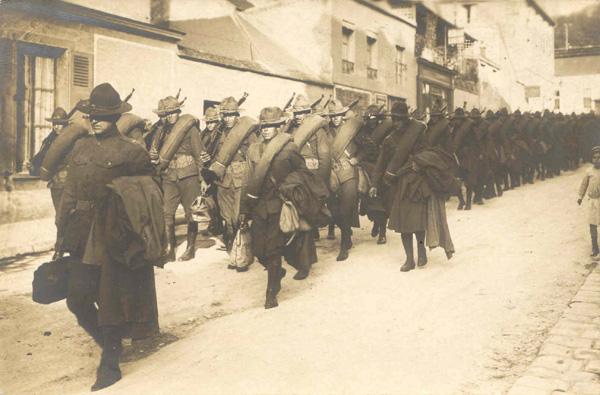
[{"xmin": 0, "ymin": 166, "xmax": 595, "ymax": 395}]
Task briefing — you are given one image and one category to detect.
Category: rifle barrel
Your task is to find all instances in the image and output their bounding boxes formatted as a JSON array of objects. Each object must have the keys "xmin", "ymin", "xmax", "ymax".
[
  {"xmin": 124, "ymin": 88, "xmax": 135, "ymax": 103},
  {"xmin": 310, "ymin": 94, "xmax": 324, "ymax": 109}
]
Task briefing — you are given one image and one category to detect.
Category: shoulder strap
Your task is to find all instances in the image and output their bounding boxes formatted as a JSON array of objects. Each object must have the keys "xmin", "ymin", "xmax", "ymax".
[{"xmin": 247, "ymin": 134, "xmax": 294, "ymax": 198}]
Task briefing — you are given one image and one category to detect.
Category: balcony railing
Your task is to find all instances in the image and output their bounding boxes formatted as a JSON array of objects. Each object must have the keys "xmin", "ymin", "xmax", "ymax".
[
  {"xmin": 367, "ymin": 67, "xmax": 378, "ymax": 79},
  {"xmin": 342, "ymin": 60, "xmax": 354, "ymax": 74},
  {"xmin": 395, "ymin": 62, "xmax": 407, "ymax": 86}
]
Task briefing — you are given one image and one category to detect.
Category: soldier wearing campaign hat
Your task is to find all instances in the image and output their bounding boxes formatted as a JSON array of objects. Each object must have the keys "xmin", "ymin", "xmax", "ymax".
[
  {"xmin": 55, "ymin": 82, "xmax": 160, "ymax": 391},
  {"xmin": 27, "ymin": 107, "xmax": 73, "ymax": 260},
  {"xmin": 150, "ymin": 94, "xmax": 210, "ymax": 262}
]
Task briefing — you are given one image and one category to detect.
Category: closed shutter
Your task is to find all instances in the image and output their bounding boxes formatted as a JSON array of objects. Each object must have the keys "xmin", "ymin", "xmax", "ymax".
[{"xmin": 73, "ymin": 53, "xmax": 91, "ymax": 88}]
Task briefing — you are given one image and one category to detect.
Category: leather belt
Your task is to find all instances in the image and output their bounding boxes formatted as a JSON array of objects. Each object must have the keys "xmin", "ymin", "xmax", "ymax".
[
  {"xmin": 75, "ymin": 200, "xmax": 95, "ymax": 212},
  {"xmin": 169, "ymin": 155, "xmax": 195, "ymax": 169}
]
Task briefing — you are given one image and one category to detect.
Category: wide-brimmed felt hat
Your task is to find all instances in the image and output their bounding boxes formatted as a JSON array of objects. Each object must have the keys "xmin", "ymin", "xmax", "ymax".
[
  {"xmin": 326, "ymin": 99, "xmax": 350, "ymax": 117},
  {"xmin": 259, "ymin": 107, "xmax": 289, "ymax": 127},
  {"xmin": 220, "ymin": 96, "xmax": 244, "ymax": 116},
  {"xmin": 388, "ymin": 101, "xmax": 409, "ymax": 118},
  {"xmin": 364, "ymin": 104, "xmax": 383, "ymax": 121},
  {"xmin": 469, "ymin": 108, "xmax": 482, "ymax": 119},
  {"xmin": 201, "ymin": 107, "xmax": 220, "ymax": 123},
  {"xmin": 76, "ymin": 83, "xmax": 132, "ymax": 116},
  {"xmin": 485, "ymin": 110, "xmax": 495, "ymax": 120},
  {"xmin": 514, "ymin": 109, "xmax": 522, "ymax": 117},
  {"xmin": 499, "ymin": 107, "xmax": 509, "ymax": 116},
  {"xmin": 292, "ymin": 95, "xmax": 311, "ymax": 114},
  {"xmin": 451, "ymin": 108, "xmax": 467, "ymax": 119},
  {"xmin": 45, "ymin": 107, "xmax": 70, "ymax": 124},
  {"xmin": 153, "ymin": 96, "xmax": 184, "ymax": 116}
]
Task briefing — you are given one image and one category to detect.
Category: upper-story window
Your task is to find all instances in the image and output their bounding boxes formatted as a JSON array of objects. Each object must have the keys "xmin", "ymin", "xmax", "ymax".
[
  {"xmin": 395, "ymin": 45, "xmax": 407, "ymax": 86},
  {"xmin": 342, "ymin": 26, "xmax": 355, "ymax": 74},
  {"xmin": 367, "ymin": 35, "xmax": 378, "ymax": 79},
  {"xmin": 463, "ymin": 4, "xmax": 476, "ymax": 24}
]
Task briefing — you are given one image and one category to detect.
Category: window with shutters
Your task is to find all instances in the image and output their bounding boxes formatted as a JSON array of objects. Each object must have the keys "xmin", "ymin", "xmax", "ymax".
[{"xmin": 73, "ymin": 54, "xmax": 91, "ymax": 88}]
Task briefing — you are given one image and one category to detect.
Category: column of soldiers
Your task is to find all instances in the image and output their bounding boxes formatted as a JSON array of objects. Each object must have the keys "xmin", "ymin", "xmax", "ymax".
[{"xmin": 31, "ymin": 81, "xmax": 600, "ymax": 390}]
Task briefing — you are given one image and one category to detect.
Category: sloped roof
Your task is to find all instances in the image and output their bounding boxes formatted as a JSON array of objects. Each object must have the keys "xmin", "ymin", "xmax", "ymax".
[{"xmin": 169, "ymin": 14, "xmax": 330, "ymax": 86}]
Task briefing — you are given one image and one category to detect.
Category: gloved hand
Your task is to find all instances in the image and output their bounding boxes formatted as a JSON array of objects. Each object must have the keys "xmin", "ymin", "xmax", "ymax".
[
  {"xmin": 200, "ymin": 180, "xmax": 209, "ymax": 195},
  {"xmin": 369, "ymin": 187, "xmax": 377, "ymax": 198},
  {"xmin": 149, "ymin": 148, "xmax": 159, "ymax": 162},
  {"xmin": 349, "ymin": 157, "xmax": 358, "ymax": 166},
  {"xmin": 238, "ymin": 213, "xmax": 247, "ymax": 229}
]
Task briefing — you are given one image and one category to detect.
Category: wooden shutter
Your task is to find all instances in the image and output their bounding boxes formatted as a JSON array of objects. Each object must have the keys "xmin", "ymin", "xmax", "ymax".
[{"xmin": 73, "ymin": 53, "xmax": 92, "ymax": 88}]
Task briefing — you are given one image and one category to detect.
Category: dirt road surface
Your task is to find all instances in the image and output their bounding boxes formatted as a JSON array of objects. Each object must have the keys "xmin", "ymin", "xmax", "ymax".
[{"xmin": 0, "ymin": 166, "xmax": 595, "ymax": 395}]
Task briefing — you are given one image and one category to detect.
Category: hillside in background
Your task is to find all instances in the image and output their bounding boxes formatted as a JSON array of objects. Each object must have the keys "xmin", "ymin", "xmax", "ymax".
[{"xmin": 555, "ymin": 3, "xmax": 600, "ymax": 48}]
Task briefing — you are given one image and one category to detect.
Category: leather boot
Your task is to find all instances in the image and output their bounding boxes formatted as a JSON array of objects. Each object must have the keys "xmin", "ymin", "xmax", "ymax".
[
  {"xmin": 591, "ymin": 225, "xmax": 599, "ymax": 257},
  {"xmin": 377, "ymin": 219, "xmax": 387, "ymax": 245},
  {"xmin": 400, "ymin": 233, "xmax": 415, "ymax": 272},
  {"xmin": 503, "ymin": 175, "xmax": 510, "ymax": 191},
  {"xmin": 91, "ymin": 326, "xmax": 123, "ymax": 392},
  {"xmin": 164, "ymin": 224, "xmax": 177, "ymax": 262},
  {"xmin": 337, "ymin": 226, "xmax": 351, "ymax": 261},
  {"xmin": 465, "ymin": 188, "xmax": 472, "ymax": 211},
  {"xmin": 265, "ymin": 256, "xmax": 282, "ymax": 309},
  {"xmin": 416, "ymin": 232, "xmax": 427, "ymax": 267},
  {"xmin": 327, "ymin": 223, "xmax": 336, "ymax": 240},
  {"xmin": 371, "ymin": 222, "xmax": 379, "ymax": 238},
  {"xmin": 312, "ymin": 227, "xmax": 320, "ymax": 241},
  {"xmin": 496, "ymin": 180, "xmax": 503, "ymax": 197},
  {"xmin": 178, "ymin": 222, "xmax": 198, "ymax": 261},
  {"xmin": 457, "ymin": 192, "xmax": 465, "ymax": 210}
]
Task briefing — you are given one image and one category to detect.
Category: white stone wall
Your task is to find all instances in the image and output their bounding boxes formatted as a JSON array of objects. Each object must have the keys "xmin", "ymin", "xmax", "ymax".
[{"xmin": 555, "ymin": 74, "xmax": 600, "ymax": 114}]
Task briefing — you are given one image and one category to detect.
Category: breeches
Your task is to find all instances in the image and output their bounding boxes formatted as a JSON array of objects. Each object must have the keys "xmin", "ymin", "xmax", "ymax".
[{"xmin": 163, "ymin": 176, "xmax": 201, "ymax": 227}]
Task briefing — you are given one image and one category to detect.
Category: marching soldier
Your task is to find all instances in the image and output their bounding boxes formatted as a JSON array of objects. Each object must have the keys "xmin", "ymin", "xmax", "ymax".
[
  {"xmin": 27, "ymin": 107, "xmax": 72, "ymax": 261},
  {"xmin": 371, "ymin": 102, "xmax": 445, "ymax": 272},
  {"xmin": 359, "ymin": 104, "xmax": 388, "ymax": 244},
  {"xmin": 326, "ymin": 99, "xmax": 370, "ymax": 261},
  {"xmin": 468, "ymin": 108, "xmax": 490, "ymax": 204},
  {"xmin": 240, "ymin": 107, "xmax": 315, "ymax": 308},
  {"xmin": 199, "ymin": 107, "xmax": 224, "ymax": 237},
  {"xmin": 56, "ymin": 83, "xmax": 161, "ymax": 391},
  {"xmin": 450, "ymin": 108, "xmax": 479, "ymax": 210},
  {"xmin": 211, "ymin": 97, "xmax": 258, "ymax": 256},
  {"xmin": 287, "ymin": 95, "xmax": 331, "ymax": 240},
  {"xmin": 149, "ymin": 95, "xmax": 210, "ymax": 262}
]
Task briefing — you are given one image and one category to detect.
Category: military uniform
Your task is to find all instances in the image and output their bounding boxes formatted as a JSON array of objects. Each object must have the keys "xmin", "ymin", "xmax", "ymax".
[
  {"xmin": 151, "ymin": 96, "xmax": 207, "ymax": 262},
  {"xmin": 56, "ymin": 83, "xmax": 160, "ymax": 391},
  {"xmin": 326, "ymin": 99, "xmax": 369, "ymax": 261},
  {"xmin": 28, "ymin": 107, "xmax": 71, "ymax": 260},
  {"xmin": 241, "ymin": 107, "xmax": 314, "ymax": 309}
]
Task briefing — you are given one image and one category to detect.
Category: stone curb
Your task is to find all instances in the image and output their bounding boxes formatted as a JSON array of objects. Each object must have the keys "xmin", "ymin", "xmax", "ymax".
[{"xmin": 507, "ymin": 268, "xmax": 600, "ymax": 395}]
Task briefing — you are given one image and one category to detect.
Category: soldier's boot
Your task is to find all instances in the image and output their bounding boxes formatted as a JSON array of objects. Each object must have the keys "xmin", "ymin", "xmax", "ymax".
[
  {"xmin": 164, "ymin": 224, "xmax": 177, "ymax": 262},
  {"xmin": 457, "ymin": 190, "xmax": 465, "ymax": 210},
  {"xmin": 265, "ymin": 256, "xmax": 282, "ymax": 309},
  {"xmin": 336, "ymin": 226, "xmax": 351, "ymax": 261},
  {"xmin": 475, "ymin": 187, "xmax": 484, "ymax": 205},
  {"xmin": 484, "ymin": 180, "xmax": 496, "ymax": 199},
  {"xmin": 178, "ymin": 222, "xmax": 198, "ymax": 262},
  {"xmin": 377, "ymin": 218, "xmax": 387, "ymax": 245},
  {"xmin": 591, "ymin": 225, "xmax": 600, "ymax": 257},
  {"xmin": 416, "ymin": 231, "xmax": 427, "ymax": 267},
  {"xmin": 371, "ymin": 222, "xmax": 379, "ymax": 238},
  {"xmin": 66, "ymin": 297, "xmax": 103, "ymax": 347},
  {"xmin": 400, "ymin": 233, "xmax": 416, "ymax": 272},
  {"xmin": 465, "ymin": 187, "xmax": 473, "ymax": 211},
  {"xmin": 503, "ymin": 174, "xmax": 511, "ymax": 191},
  {"xmin": 312, "ymin": 227, "xmax": 320, "ymax": 241},
  {"xmin": 515, "ymin": 174, "xmax": 521, "ymax": 187},
  {"xmin": 495, "ymin": 179, "xmax": 503, "ymax": 197},
  {"xmin": 327, "ymin": 222, "xmax": 336, "ymax": 240},
  {"xmin": 91, "ymin": 326, "xmax": 123, "ymax": 392}
]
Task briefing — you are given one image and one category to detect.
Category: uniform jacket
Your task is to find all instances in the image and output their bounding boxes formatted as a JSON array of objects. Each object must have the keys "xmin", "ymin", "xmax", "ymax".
[
  {"xmin": 328, "ymin": 122, "xmax": 377, "ymax": 185},
  {"xmin": 215, "ymin": 124, "xmax": 257, "ymax": 189},
  {"xmin": 241, "ymin": 136, "xmax": 307, "ymax": 220},
  {"xmin": 288, "ymin": 123, "xmax": 331, "ymax": 182},
  {"xmin": 57, "ymin": 126, "xmax": 155, "ymax": 253},
  {"xmin": 161, "ymin": 121, "xmax": 205, "ymax": 182}
]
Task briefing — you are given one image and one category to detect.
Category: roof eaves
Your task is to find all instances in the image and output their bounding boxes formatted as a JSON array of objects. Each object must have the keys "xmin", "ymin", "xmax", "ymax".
[
  {"xmin": 526, "ymin": 0, "xmax": 555, "ymax": 27},
  {"xmin": 1, "ymin": 0, "xmax": 185, "ymax": 42},
  {"xmin": 353, "ymin": 0, "xmax": 417, "ymax": 29}
]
